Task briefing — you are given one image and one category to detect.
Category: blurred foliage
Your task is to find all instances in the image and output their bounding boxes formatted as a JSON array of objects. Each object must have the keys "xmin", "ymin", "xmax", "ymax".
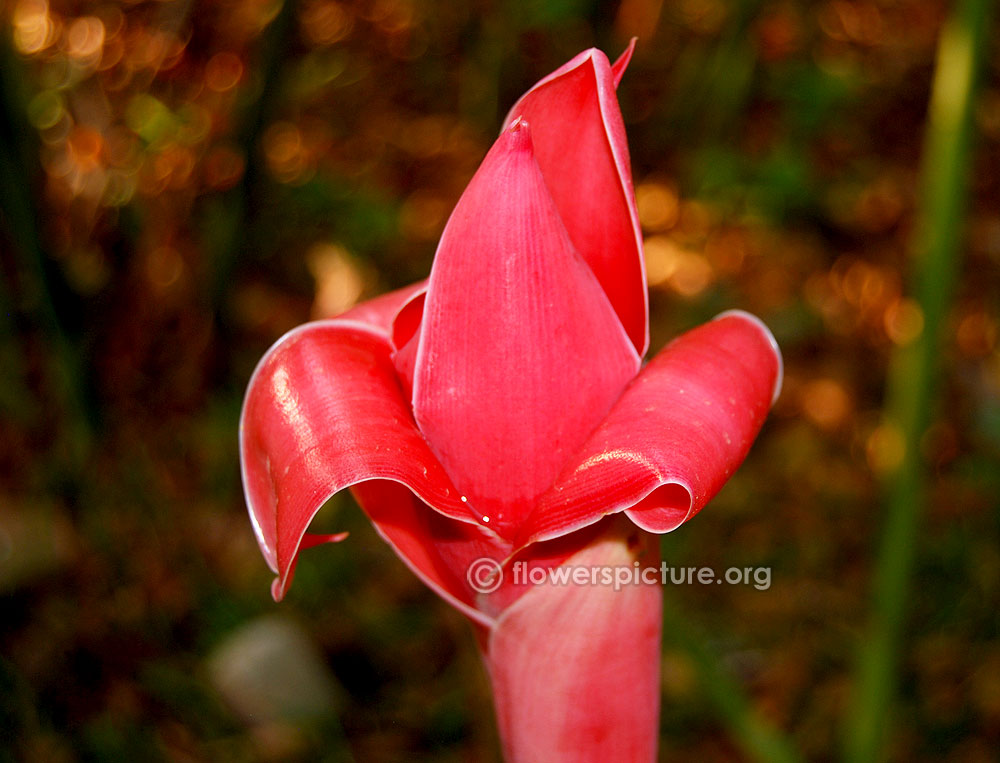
[{"xmin": 0, "ymin": 0, "xmax": 999, "ymax": 761}]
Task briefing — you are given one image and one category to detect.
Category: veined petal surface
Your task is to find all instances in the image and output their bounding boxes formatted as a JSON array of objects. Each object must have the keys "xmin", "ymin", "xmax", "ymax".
[
  {"xmin": 239, "ymin": 320, "xmax": 482, "ymax": 600},
  {"xmin": 503, "ymin": 46, "xmax": 647, "ymax": 354},
  {"xmin": 412, "ymin": 122, "xmax": 639, "ymax": 539},
  {"xmin": 517, "ymin": 311, "xmax": 783, "ymax": 545}
]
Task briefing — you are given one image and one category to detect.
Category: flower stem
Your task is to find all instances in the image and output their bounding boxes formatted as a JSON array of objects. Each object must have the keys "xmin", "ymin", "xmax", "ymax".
[
  {"xmin": 0, "ymin": 37, "xmax": 92, "ymax": 478},
  {"xmin": 842, "ymin": 0, "xmax": 993, "ymax": 759}
]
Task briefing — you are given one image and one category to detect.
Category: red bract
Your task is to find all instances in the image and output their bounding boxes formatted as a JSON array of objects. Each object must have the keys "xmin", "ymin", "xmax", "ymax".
[{"xmin": 240, "ymin": 42, "xmax": 782, "ymax": 762}]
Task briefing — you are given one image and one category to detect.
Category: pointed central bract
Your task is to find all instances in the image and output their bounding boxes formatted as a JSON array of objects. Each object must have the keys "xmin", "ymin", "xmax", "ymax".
[{"xmin": 412, "ymin": 122, "xmax": 639, "ymax": 538}]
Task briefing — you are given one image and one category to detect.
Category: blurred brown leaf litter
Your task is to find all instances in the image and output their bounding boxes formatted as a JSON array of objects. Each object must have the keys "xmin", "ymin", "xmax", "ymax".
[{"xmin": 1, "ymin": 0, "xmax": 999, "ymax": 760}]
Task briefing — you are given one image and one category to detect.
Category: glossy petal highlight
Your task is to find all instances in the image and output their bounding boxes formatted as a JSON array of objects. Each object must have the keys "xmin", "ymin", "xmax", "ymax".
[
  {"xmin": 412, "ymin": 122, "xmax": 639, "ymax": 539},
  {"xmin": 518, "ymin": 311, "xmax": 783, "ymax": 545},
  {"xmin": 503, "ymin": 47, "xmax": 647, "ymax": 354},
  {"xmin": 239, "ymin": 320, "xmax": 483, "ymax": 600}
]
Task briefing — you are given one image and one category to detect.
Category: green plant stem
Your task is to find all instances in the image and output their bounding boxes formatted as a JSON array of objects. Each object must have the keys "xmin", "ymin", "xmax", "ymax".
[
  {"xmin": 842, "ymin": 0, "xmax": 993, "ymax": 760},
  {"xmin": 661, "ymin": 597, "xmax": 803, "ymax": 763},
  {"xmin": 207, "ymin": 0, "xmax": 297, "ymax": 310},
  {"xmin": 0, "ymin": 35, "xmax": 92, "ymax": 476}
]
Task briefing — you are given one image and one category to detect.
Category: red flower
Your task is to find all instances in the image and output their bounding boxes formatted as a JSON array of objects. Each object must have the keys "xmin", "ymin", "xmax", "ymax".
[{"xmin": 240, "ymin": 42, "xmax": 781, "ymax": 762}]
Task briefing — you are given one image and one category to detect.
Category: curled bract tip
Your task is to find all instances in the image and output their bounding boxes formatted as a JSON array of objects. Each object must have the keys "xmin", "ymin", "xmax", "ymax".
[
  {"xmin": 611, "ymin": 38, "xmax": 637, "ymax": 87},
  {"xmin": 507, "ymin": 115, "xmax": 528, "ymax": 132},
  {"xmin": 712, "ymin": 309, "xmax": 784, "ymax": 404},
  {"xmin": 269, "ymin": 532, "xmax": 348, "ymax": 602},
  {"xmin": 270, "ymin": 577, "xmax": 286, "ymax": 602}
]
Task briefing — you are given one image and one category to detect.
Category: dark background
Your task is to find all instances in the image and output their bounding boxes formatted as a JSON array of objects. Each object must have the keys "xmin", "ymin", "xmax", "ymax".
[{"xmin": 1, "ymin": 0, "xmax": 998, "ymax": 760}]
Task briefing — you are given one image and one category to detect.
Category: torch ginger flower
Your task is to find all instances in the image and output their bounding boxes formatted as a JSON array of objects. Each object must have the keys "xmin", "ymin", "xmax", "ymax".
[{"xmin": 240, "ymin": 42, "xmax": 782, "ymax": 762}]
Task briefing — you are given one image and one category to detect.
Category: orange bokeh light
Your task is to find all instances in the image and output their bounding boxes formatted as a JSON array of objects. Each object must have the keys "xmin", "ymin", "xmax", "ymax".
[
  {"xmin": 13, "ymin": 0, "xmax": 58, "ymax": 55},
  {"xmin": 205, "ymin": 52, "xmax": 244, "ymax": 93},
  {"xmin": 67, "ymin": 126, "xmax": 105, "ymax": 171},
  {"xmin": 65, "ymin": 16, "xmax": 105, "ymax": 61},
  {"xmin": 801, "ymin": 378, "xmax": 852, "ymax": 430}
]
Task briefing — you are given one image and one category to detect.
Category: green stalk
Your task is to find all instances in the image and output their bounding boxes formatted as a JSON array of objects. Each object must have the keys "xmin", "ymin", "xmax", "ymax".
[
  {"xmin": 206, "ymin": 0, "xmax": 297, "ymax": 311},
  {"xmin": 662, "ymin": 597, "xmax": 803, "ymax": 763},
  {"xmin": 0, "ymin": 34, "xmax": 92, "ymax": 475},
  {"xmin": 842, "ymin": 0, "xmax": 993, "ymax": 760}
]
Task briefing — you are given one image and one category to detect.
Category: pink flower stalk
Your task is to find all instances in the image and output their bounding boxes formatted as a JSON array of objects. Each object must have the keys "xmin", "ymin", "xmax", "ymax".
[{"xmin": 240, "ymin": 42, "xmax": 782, "ymax": 762}]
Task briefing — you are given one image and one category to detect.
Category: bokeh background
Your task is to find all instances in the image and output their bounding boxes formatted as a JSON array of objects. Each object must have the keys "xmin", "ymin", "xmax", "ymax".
[{"xmin": 1, "ymin": 0, "xmax": 999, "ymax": 760}]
